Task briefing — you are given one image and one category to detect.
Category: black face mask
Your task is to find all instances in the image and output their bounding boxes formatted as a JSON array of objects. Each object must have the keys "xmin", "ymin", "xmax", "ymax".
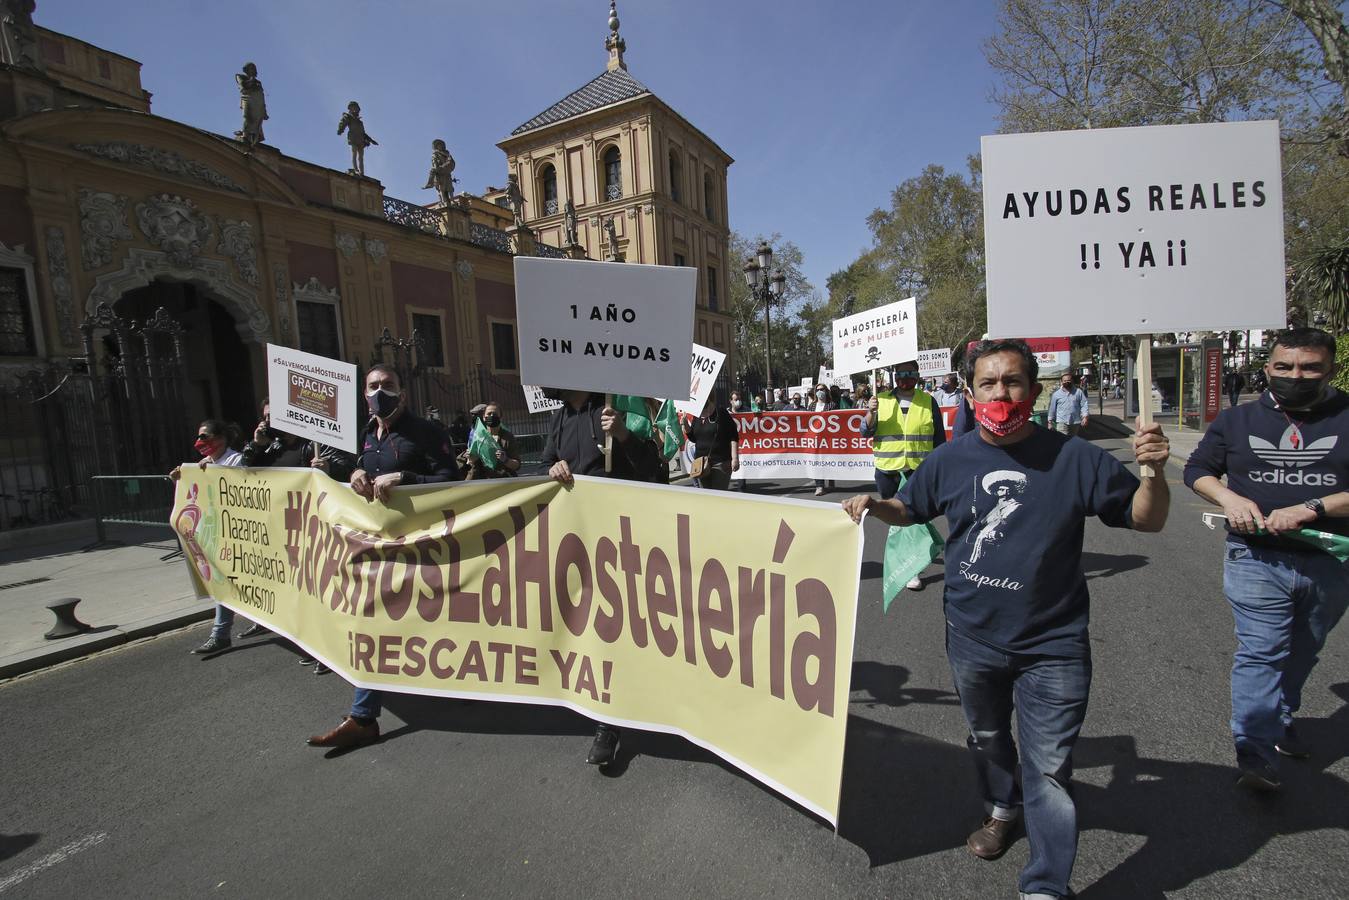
[
  {"xmin": 483, "ymin": 414, "xmax": 501, "ymax": 427},
  {"xmin": 367, "ymin": 388, "xmax": 400, "ymax": 419},
  {"xmin": 1268, "ymin": 374, "xmax": 1328, "ymax": 410}
]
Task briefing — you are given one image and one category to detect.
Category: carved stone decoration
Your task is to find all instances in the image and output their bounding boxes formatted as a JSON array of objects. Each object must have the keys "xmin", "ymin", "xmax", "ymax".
[
  {"xmin": 217, "ymin": 218, "xmax": 259, "ymax": 286},
  {"xmin": 42, "ymin": 226, "xmax": 78, "ymax": 346},
  {"xmin": 273, "ymin": 264, "xmax": 290, "ymax": 341},
  {"xmin": 135, "ymin": 194, "xmax": 213, "ymax": 268},
  {"xmin": 72, "ymin": 143, "xmax": 246, "ymax": 193},
  {"xmin": 335, "ymin": 232, "xmax": 359, "ymax": 259},
  {"xmin": 455, "ymin": 259, "xmax": 473, "ymax": 280},
  {"xmin": 77, "ymin": 189, "xmax": 132, "ymax": 271},
  {"xmin": 364, "ymin": 239, "xmax": 387, "ymax": 263},
  {"xmin": 87, "ymin": 247, "xmax": 270, "ymax": 343}
]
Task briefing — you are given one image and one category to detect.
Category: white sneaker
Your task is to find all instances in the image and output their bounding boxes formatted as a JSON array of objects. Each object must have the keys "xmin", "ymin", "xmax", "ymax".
[
  {"xmin": 906, "ymin": 576, "xmax": 923, "ymax": 591},
  {"xmin": 814, "ymin": 487, "xmax": 825, "ymax": 496}
]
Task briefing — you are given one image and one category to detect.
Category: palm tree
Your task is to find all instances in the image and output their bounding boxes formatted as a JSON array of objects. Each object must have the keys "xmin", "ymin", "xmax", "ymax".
[{"xmin": 1294, "ymin": 238, "xmax": 1349, "ymax": 333}]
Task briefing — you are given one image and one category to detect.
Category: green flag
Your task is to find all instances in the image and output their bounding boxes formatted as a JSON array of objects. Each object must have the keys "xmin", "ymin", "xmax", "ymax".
[
  {"xmin": 1285, "ymin": 527, "xmax": 1349, "ymax": 564},
  {"xmin": 467, "ymin": 418, "xmax": 500, "ymax": 470},
  {"xmin": 611, "ymin": 395, "xmax": 654, "ymax": 440},
  {"xmin": 881, "ymin": 523, "xmax": 944, "ymax": 612},
  {"xmin": 653, "ymin": 400, "xmax": 683, "ymax": 459},
  {"xmin": 879, "ymin": 470, "xmax": 944, "ymax": 612}
]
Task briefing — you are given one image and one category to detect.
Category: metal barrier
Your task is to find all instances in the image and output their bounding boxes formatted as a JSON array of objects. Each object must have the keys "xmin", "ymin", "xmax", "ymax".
[{"xmin": 91, "ymin": 475, "xmax": 177, "ymax": 546}]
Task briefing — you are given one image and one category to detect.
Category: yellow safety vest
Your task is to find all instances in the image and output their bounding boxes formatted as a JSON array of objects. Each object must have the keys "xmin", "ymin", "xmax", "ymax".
[{"xmin": 873, "ymin": 389, "xmax": 936, "ymax": 472}]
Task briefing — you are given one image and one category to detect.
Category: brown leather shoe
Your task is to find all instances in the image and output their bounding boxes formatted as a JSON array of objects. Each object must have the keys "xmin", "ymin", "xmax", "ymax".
[
  {"xmin": 966, "ymin": 816, "xmax": 1017, "ymax": 859},
  {"xmin": 306, "ymin": 716, "xmax": 379, "ymax": 749}
]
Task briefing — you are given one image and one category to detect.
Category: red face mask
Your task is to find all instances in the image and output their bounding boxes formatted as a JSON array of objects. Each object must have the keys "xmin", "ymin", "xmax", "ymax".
[
  {"xmin": 194, "ymin": 436, "xmax": 221, "ymax": 458},
  {"xmin": 972, "ymin": 398, "xmax": 1034, "ymax": 436}
]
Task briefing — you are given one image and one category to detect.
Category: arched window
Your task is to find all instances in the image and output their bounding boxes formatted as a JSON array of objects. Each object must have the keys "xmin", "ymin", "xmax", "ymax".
[
  {"xmin": 539, "ymin": 164, "xmax": 558, "ymax": 215},
  {"xmin": 602, "ymin": 146, "xmax": 622, "ymax": 201},
  {"xmin": 704, "ymin": 172, "xmax": 716, "ymax": 223},
  {"xmin": 668, "ymin": 150, "xmax": 682, "ymax": 203}
]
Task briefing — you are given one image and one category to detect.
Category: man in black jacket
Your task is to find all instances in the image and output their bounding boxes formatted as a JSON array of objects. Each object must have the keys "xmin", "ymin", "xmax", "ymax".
[
  {"xmin": 307, "ymin": 364, "xmax": 460, "ymax": 750},
  {"xmin": 541, "ymin": 389, "xmax": 663, "ymax": 766},
  {"xmin": 238, "ymin": 399, "xmax": 356, "ymax": 664},
  {"xmin": 1185, "ymin": 328, "xmax": 1348, "ymax": 792}
]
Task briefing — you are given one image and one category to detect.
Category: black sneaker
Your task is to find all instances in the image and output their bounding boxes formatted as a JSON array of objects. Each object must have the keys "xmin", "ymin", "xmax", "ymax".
[
  {"xmin": 1275, "ymin": 724, "xmax": 1311, "ymax": 759},
  {"xmin": 298, "ymin": 656, "xmax": 317, "ymax": 666},
  {"xmin": 1236, "ymin": 753, "xmax": 1281, "ymax": 793},
  {"xmin": 190, "ymin": 636, "xmax": 231, "ymax": 655},
  {"xmin": 313, "ymin": 662, "xmax": 330, "ymax": 675},
  {"xmin": 586, "ymin": 724, "xmax": 621, "ymax": 766},
  {"xmin": 238, "ymin": 622, "xmax": 269, "ymax": 639}
]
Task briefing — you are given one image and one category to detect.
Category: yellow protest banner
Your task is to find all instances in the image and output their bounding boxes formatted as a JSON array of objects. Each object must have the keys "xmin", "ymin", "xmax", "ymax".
[{"xmin": 172, "ymin": 468, "xmax": 863, "ymax": 824}]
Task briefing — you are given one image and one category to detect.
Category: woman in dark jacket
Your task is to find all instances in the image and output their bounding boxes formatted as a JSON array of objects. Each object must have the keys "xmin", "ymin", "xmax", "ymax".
[{"xmin": 682, "ymin": 396, "xmax": 739, "ymax": 490}]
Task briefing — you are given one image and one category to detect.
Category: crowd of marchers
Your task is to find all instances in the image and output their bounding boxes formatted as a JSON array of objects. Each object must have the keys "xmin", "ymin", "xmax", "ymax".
[{"xmin": 170, "ymin": 328, "xmax": 1347, "ymax": 900}]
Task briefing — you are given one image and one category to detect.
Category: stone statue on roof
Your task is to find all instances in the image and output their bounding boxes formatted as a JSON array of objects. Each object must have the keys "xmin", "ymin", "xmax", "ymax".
[
  {"xmin": 234, "ymin": 62, "xmax": 267, "ymax": 149},
  {"xmin": 0, "ymin": 0, "xmax": 41, "ymax": 70},
  {"xmin": 423, "ymin": 139, "xmax": 457, "ymax": 206},
  {"xmin": 505, "ymin": 174, "xmax": 526, "ymax": 228},
  {"xmin": 563, "ymin": 198, "xmax": 579, "ymax": 246},
  {"xmin": 337, "ymin": 101, "xmax": 378, "ymax": 177}
]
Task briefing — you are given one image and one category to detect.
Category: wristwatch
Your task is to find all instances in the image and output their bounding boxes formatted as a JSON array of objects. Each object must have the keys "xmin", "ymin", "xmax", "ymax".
[{"xmin": 1304, "ymin": 497, "xmax": 1325, "ymax": 519}]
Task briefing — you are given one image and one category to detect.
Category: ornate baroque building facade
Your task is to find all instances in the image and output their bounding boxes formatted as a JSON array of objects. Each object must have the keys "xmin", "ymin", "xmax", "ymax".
[{"xmin": 0, "ymin": 3, "xmax": 734, "ymax": 439}]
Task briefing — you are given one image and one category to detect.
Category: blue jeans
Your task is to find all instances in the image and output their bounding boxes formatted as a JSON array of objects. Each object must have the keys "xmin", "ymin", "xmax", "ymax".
[
  {"xmin": 1224, "ymin": 539, "xmax": 1349, "ymax": 767},
  {"xmin": 210, "ymin": 604, "xmax": 234, "ymax": 641},
  {"xmin": 351, "ymin": 688, "xmax": 382, "ymax": 720},
  {"xmin": 946, "ymin": 624, "xmax": 1091, "ymax": 898},
  {"xmin": 874, "ymin": 468, "xmax": 907, "ymax": 500}
]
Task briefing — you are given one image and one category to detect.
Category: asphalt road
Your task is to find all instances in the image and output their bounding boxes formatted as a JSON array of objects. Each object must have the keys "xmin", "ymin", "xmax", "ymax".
[{"xmin": 2, "ymin": 435, "xmax": 1347, "ymax": 899}]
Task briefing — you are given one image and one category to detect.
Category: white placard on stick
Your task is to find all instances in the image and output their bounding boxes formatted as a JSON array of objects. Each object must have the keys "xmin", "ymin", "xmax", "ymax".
[
  {"xmin": 514, "ymin": 257, "xmax": 696, "ymax": 398},
  {"xmin": 265, "ymin": 343, "xmax": 358, "ymax": 453},
  {"xmin": 672, "ymin": 343, "xmax": 727, "ymax": 416},
  {"xmin": 831, "ymin": 297, "xmax": 919, "ymax": 376},
  {"xmin": 917, "ymin": 348, "xmax": 953, "ymax": 378},
  {"xmin": 522, "ymin": 384, "xmax": 564, "ymax": 415},
  {"xmin": 981, "ymin": 120, "xmax": 1286, "ymax": 338},
  {"xmin": 818, "ymin": 366, "xmax": 853, "ymax": 390}
]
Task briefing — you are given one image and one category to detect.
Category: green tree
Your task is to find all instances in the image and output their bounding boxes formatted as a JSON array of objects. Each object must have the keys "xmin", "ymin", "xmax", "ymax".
[
  {"xmin": 831, "ymin": 160, "xmax": 987, "ymax": 363},
  {"xmin": 985, "ymin": 0, "xmax": 1310, "ymax": 132},
  {"xmin": 725, "ymin": 231, "xmax": 814, "ymax": 390}
]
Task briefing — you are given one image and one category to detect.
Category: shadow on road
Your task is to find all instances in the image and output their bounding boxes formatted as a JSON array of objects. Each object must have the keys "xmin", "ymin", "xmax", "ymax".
[
  {"xmin": 1073, "ymin": 682, "xmax": 1349, "ymax": 898},
  {"xmin": 1081, "ymin": 552, "xmax": 1149, "ymax": 580},
  {"xmin": 850, "ymin": 661, "xmax": 959, "ymax": 709},
  {"xmin": 0, "ymin": 833, "xmax": 40, "ymax": 863}
]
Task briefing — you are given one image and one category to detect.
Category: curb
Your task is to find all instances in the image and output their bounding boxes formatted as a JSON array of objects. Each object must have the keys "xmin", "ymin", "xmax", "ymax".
[{"xmin": 0, "ymin": 602, "xmax": 213, "ymax": 681}]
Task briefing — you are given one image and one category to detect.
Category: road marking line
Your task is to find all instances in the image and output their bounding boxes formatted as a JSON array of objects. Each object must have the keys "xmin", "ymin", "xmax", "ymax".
[{"xmin": 0, "ymin": 832, "xmax": 108, "ymax": 894}]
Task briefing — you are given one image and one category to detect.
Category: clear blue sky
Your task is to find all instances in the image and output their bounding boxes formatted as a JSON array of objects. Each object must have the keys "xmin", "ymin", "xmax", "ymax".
[{"xmin": 42, "ymin": 0, "xmax": 1002, "ymax": 293}]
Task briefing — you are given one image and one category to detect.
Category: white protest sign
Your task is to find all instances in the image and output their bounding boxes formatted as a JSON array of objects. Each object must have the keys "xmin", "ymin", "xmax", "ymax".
[
  {"xmin": 917, "ymin": 348, "xmax": 953, "ymax": 378},
  {"xmin": 831, "ymin": 297, "xmax": 919, "ymax": 375},
  {"xmin": 672, "ymin": 343, "xmax": 726, "ymax": 416},
  {"xmin": 818, "ymin": 366, "xmax": 852, "ymax": 390},
  {"xmin": 514, "ymin": 257, "xmax": 696, "ymax": 398},
  {"xmin": 799, "ymin": 377, "xmax": 814, "ymax": 392},
  {"xmin": 522, "ymin": 384, "xmax": 563, "ymax": 414},
  {"xmin": 265, "ymin": 343, "xmax": 358, "ymax": 453},
  {"xmin": 982, "ymin": 120, "xmax": 1286, "ymax": 338}
]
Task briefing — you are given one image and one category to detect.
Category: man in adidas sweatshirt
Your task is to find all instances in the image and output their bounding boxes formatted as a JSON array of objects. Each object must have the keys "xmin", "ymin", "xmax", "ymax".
[{"xmin": 1184, "ymin": 327, "xmax": 1348, "ymax": 793}]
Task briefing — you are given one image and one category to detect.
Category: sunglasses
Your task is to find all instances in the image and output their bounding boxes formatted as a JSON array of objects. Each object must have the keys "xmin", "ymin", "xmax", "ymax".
[{"xmin": 894, "ymin": 370, "xmax": 919, "ymax": 378}]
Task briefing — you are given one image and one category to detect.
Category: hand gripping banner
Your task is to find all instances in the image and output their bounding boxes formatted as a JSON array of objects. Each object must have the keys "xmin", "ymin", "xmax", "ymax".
[{"xmin": 173, "ymin": 468, "xmax": 864, "ymax": 824}]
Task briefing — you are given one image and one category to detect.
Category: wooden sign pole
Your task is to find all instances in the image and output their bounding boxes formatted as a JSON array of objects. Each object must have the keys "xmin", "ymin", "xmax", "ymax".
[{"xmin": 1134, "ymin": 334, "xmax": 1155, "ymax": 478}]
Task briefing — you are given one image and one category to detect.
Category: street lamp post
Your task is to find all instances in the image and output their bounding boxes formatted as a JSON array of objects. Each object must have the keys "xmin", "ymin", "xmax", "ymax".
[{"xmin": 742, "ymin": 241, "xmax": 786, "ymax": 401}]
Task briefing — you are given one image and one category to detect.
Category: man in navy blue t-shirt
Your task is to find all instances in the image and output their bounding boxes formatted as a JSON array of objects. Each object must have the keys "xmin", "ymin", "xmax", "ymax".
[
  {"xmin": 1184, "ymin": 327, "xmax": 1348, "ymax": 793},
  {"xmin": 843, "ymin": 339, "xmax": 1171, "ymax": 900}
]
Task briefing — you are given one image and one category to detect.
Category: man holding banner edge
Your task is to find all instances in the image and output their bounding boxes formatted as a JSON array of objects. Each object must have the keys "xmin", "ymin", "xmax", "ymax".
[{"xmin": 843, "ymin": 339, "xmax": 1170, "ymax": 900}]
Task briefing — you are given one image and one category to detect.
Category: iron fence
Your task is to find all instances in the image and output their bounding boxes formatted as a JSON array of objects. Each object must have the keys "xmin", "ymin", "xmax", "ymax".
[{"xmin": 91, "ymin": 474, "xmax": 176, "ymax": 544}]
